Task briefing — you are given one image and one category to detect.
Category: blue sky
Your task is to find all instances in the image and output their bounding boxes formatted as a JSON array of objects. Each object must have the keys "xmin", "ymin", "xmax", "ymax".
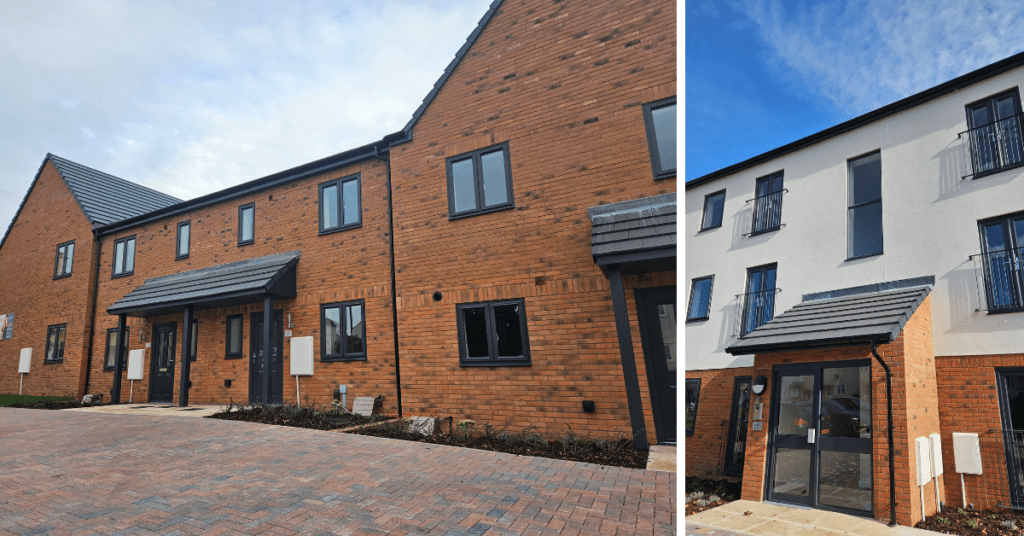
[{"xmin": 686, "ymin": 0, "xmax": 1024, "ymax": 181}]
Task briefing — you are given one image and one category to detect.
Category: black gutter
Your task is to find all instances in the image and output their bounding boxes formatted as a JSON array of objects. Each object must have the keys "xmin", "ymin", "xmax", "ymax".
[
  {"xmin": 372, "ymin": 146, "xmax": 403, "ymax": 418},
  {"xmin": 687, "ymin": 50, "xmax": 1024, "ymax": 190},
  {"xmin": 872, "ymin": 341, "xmax": 898, "ymax": 527},
  {"xmin": 82, "ymin": 230, "xmax": 103, "ymax": 398}
]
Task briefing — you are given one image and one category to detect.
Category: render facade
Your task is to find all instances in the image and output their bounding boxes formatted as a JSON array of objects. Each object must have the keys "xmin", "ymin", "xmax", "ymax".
[
  {"xmin": 0, "ymin": 0, "xmax": 677, "ymax": 449},
  {"xmin": 685, "ymin": 53, "xmax": 1024, "ymax": 525}
]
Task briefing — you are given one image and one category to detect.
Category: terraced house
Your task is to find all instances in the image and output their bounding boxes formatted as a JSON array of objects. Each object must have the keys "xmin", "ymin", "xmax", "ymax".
[
  {"xmin": 685, "ymin": 52, "xmax": 1024, "ymax": 526},
  {"xmin": 0, "ymin": 0, "xmax": 676, "ymax": 449}
]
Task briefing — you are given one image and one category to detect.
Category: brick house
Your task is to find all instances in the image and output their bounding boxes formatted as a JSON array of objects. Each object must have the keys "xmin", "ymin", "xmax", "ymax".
[
  {"xmin": 0, "ymin": 0, "xmax": 677, "ymax": 448},
  {"xmin": 685, "ymin": 52, "xmax": 1024, "ymax": 525}
]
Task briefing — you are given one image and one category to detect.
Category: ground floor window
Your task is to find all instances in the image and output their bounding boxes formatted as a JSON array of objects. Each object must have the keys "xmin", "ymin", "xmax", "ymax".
[
  {"xmin": 456, "ymin": 298, "xmax": 530, "ymax": 366},
  {"xmin": 685, "ymin": 378, "xmax": 701, "ymax": 436},
  {"xmin": 104, "ymin": 327, "xmax": 129, "ymax": 370},
  {"xmin": 44, "ymin": 324, "xmax": 67, "ymax": 363},
  {"xmin": 321, "ymin": 300, "xmax": 366, "ymax": 361}
]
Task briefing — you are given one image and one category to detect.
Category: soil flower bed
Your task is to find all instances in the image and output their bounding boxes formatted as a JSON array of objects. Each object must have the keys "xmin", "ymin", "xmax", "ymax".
[
  {"xmin": 5, "ymin": 397, "xmax": 99, "ymax": 410},
  {"xmin": 685, "ymin": 478, "xmax": 741, "ymax": 516},
  {"xmin": 347, "ymin": 418, "xmax": 649, "ymax": 468},
  {"xmin": 917, "ymin": 507, "xmax": 1024, "ymax": 535},
  {"xmin": 207, "ymin": 403, "xmax": 383, "ymax": 431}
]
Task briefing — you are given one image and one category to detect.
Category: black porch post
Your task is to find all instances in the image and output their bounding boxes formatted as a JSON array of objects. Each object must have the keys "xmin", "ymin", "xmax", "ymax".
[
  {"xmin": 607, "ymin": 264, "xmax": 649, "ymax": 450},
  {"xmin": 262, "ymin": 294, "xmax": 273, "ymax": 404},
  {"xmin": 111, "ymin": 313, "xmax": 127, "ymax": 404},
  {"xmin": 179, "ymin": 306, "xmax": 193, "ymax": 407}
]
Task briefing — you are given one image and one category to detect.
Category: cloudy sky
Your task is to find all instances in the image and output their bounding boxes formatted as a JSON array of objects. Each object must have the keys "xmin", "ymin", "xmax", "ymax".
[
  {"xmin": 0, "ymin": 0, "xmax": 492, "ymax": 234},
  {"xmin": 687, "ymin": 0, "xmax": 1024, "ymax": 180}
]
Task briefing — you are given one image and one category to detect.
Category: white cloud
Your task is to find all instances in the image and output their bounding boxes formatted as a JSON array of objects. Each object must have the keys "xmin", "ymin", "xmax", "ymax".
[
  {"xmin": 733, "ymin": 0, "xmax": 1024, "ymax": 119},
  {"xmin": 0, "ymin": 0, "xmax": 493, "ymax": 234}
]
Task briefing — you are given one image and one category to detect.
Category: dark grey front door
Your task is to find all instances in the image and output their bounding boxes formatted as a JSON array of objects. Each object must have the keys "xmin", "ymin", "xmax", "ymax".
[
  {"xmin": 149, "ymin": 322, "xmax": 177, "ymax": 403},
  {"xmin": 249, "ymin": 310, "xmax": 283, "ymax": 404},
  {"xmin": 636, "ymin": 286, "xmax": 677, "ymax": 444}
]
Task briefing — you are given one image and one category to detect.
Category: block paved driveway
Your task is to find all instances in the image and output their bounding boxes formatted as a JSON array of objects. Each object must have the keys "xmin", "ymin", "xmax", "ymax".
[{"xmin": 0, "ymin": 408, "xmax": 675, "ymax": 535}]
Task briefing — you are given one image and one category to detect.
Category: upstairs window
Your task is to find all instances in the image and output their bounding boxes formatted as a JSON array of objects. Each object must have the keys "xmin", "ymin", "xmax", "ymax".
[
  {"xmin": 848, "ymin": 151, "xmax": 883, "ymax": 259},
  {"xmin": 112, "ymin": 236, "xmax": 136, "ymax": 278},
  {"xmin": 53, "ymin": 240, "xmax": 75, "ymax": 279},
  {"xmin": 321, "ymin": 300, "xmax": 366, "ymax": 361},
  {"xmin": 978, "ymin": 211, "xmax": 1024, "ymax": 313},
  {"xmin": 319, "ymin": 174, "xmax": 361, "ymax": 234},
  {"xmin": 225, "ymin": 315, "xmax": 243, "ymax": 359},
  {"xmin": 686, "ymin": 276, "xmax": 714, "ymax": 321},
  {"xmin": 751, "ymin": 172, "xmax": 784, "ymax": 236},
  {"xmin": 741, "ymin": 263, "xmax": 777, "ymax": 336},
  {"xmin": 103, "ymin": 327, "xmax": 129, "ymax": 370},
  {"xmin": 176, "ymin": 221, "xmax": 190, "ymax": 260},
  {"xmin": 238, "ymin": 203, "xmax": 255, "ymax": 246},
  {"xmin": 700, "ymin": 190, "xmax": 725, "ymax": 231},
  {"xmin": 45, "ymin": 324, "xmax": 67, "ymax": 363},
  {"xmin": 964, "ymin": 89, "xmax": 1024, "ymax": 178},
  {"xmin": 447, "ymin": 143, "xmax": 514, "ymax": 219},
  {"xmin": 457, "ymin": 298, "xmax": 530, "ymax": 366},
  {"xmin": 643, "ymin": 97, "xmax": 677, "ymax": 179}
]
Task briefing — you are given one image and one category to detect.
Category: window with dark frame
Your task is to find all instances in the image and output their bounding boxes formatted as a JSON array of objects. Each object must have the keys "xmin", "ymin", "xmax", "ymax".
[
  {"xmin": 751, "ymin": 172, "xmax": 784, "ymax": 235},
  {"xmin": 225, "ymin": 315, "xmax": 243, "ymax": 358},
  {"xmin": 686, "ymin": 276, "xmax": 714, "ymax": 321},
  {"xmin": 188, "ymin": 319, "xmax": 198, "ymax": 362},
  {"xmin": 112, "ymin": 235, "xmax": 136, "ymax": 278},
  {"xmin": 965, "ymin": 88, "xmax": 1024, "ymax": 178},
  {"xmin": 53, "ymin": 240, "xmax": 75, "ymax": 278},
  {"xmin": 700, "ymin": 190, "xmax": 725, "ymax": 231},
  {"xmin": 978, "ymin": 210, "xmax": 1024, "ymax": 313},
  {"xmin": 321, "ymin": 300, "xmax": 365, "ymax": 361},
  {"xmin": 319, "ymin": 174, "xmax": 361, "ymax": 234},
  {"xmin": 848, "ymin": 151, "xmax": 883, "ymax": 259},
  {"xmin": 103, "ymin": 327, "xmax": 130, "ymax": 370},
  {"xmin": 456, "ymin": 298, "xmax": 530, "ymax": 366},
  {"xmin": 643, "ymin": 97, "xmax": 677, "ymax": 179},
  {"xmin": 685, "ymin": 378, "xmax": 701, "ymax": 436},
  {"xmin": 741, "ymin": 263, "xmax": 777, "ymax": 336},
  {"xmin": 176, "ymin": 221, "xmax": 191, "ymax": 259},
  {"xmin": 238, "ymin": 203, "xmax": 255, "ymax": 246},
  {"xmin": 446, "ymin": 142, "xmax": 514, "ymax": 219},
  {"xmin": 44, "ymin": 324, "xmax": 67, "ymax": 363}
]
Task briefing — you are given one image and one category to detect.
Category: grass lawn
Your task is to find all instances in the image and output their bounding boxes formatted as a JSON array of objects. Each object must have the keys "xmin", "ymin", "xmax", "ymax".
[{"xmin": 0, "ymin": 394, "xmax": 70, "ymax": 406}]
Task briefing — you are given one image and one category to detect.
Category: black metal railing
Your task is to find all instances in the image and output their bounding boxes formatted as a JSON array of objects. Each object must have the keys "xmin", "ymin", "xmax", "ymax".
[
  {"xmin": 960, "ymin": 113, "xmax": 1024, "ymax": 179},
  {"xmin": 970, "ymin": 247, "xmax": 1024, "ymax": 313},
  {"xmin": 993, "ymin": 429, "xmax": 1024, "ymax": 509},
  {"xmin": 738, "ymin": 288, "xmax": 781, "ymax": 336},
  {"xmin": 746, "ymin": 189, "xmax": 787, "ymax": 236}
]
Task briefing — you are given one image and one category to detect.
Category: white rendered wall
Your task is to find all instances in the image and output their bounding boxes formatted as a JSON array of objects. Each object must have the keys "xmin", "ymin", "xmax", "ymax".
[{"xmin": 686, "ymin": 66, "xmax": 1024, "ymax": 371}]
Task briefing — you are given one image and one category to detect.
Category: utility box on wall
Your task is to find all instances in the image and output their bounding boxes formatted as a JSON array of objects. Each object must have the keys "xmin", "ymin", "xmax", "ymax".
[
  {"xmin": 953, "ymin": 432, "xmax": 983, "ymax": 474},
  {"xmin": 18, "ymin": 348, "xmax": 31, "ymax": 373},
  {"xmin": 290, "ymin": 336, "xmax": 314, "ymax": 376},
  {"xmin": 127, "ymin": 349, "xmax": 145, "ymax": 381},
  {"xmin": 916, "ymin": 436, "xmax": 932, "ymax": 486}
]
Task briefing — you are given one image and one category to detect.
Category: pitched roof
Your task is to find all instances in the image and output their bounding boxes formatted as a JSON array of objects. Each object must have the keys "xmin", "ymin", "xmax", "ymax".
[
  {"xmin": 47, "ymin": 154, "xmax": 181, "ymax": 227},
  {"xmin": 108, "ymin": 250, "xmax": 300, "ymax": 317},
  {"xmin": 726, "ymin": 277, "xmax": 934, "ymax": 355},
  {"xmin": 587, "ymin": 193, "xmax": 676, "ymax": 259}
]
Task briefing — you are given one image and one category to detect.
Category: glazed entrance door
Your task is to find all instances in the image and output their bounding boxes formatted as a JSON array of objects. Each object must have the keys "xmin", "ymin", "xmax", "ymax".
[
  {"xmin": 767, "ymin": 368, "xmax": 817, "ymax": 506},
  {"xmin": 249, "ymin": 310, "xmax": 284, "ymax": 405},
  {"xmin": 149, "ymin": 323, "xmax": 177, "ymax": 403}
]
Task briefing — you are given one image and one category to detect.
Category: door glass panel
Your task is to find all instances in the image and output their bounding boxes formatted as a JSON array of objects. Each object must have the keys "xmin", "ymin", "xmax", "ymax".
[
  {"xmin": 776, "ymin": 375, "xmax": 814, "ymax": 436},
  {"xmin": 772, "ymin": 448, "xmax": 810, "ymax": 497},
  {"xmin": 821, "ymin": 366, "xmax": 872, "ymax": 438},
  {"xmin": 657, "ymin": 304, "xmax": 676, "ymax": 372},
  {"xmin": 818, "ymin": 452, "xmax": 873, "ymax": 511}
]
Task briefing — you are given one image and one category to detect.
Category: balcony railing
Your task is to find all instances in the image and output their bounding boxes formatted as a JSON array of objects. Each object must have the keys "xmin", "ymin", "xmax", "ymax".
[
  {"xmin": 738, "ymin": 288, "xmax": 781, "ymax": 336},
  {"xmin": 960, "ymin": 112, "xmax": 1024, "ymax": 179},
  {"xmin": 970, "ymin": 247, "xmax": 1024, "ymax": 313},
  {"xmin": 745, "ymin": 189, "xmax": 787, "ymax": 236}
]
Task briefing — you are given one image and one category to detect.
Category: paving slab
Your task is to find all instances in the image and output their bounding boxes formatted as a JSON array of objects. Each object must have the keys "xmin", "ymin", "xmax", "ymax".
[
  {"xmin": 687, "ymin": 500, "xmax": 945, "ymax": 536},
  {"xmin": 646, "ymin": 445, "xmax": 676, "ymax": 472},
  {"xmin": 0, "ymin": 408, "xmax": 675, "ymax": 535}
]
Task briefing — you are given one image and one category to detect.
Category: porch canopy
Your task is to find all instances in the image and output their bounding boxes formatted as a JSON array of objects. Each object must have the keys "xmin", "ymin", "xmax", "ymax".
[
  {"xmin": 725, "ymin": 276, "xmax": 933, "ymax": 355},
  {"xmin": 107, "ymin": 250, "xmax": 300, "ymax": 317}
]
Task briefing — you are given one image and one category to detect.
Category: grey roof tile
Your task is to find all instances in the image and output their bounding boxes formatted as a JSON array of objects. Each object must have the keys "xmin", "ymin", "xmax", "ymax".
[{"xmin": 587, "ymin": 194, "xmax": 676, "ymax": 258}]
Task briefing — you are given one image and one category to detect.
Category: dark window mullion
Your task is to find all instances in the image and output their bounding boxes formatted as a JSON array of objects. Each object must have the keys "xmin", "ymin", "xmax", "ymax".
[
  {"xmin": 473, "ymin": 154, "xmax": 486, "ymax": 211},
  {"xmin": 337, "ymin": 179, "xmax": 346, "ymax": 228},
  {"xmin": 485, "ymin": 304, "xmax": 499, "ymax": 362}
]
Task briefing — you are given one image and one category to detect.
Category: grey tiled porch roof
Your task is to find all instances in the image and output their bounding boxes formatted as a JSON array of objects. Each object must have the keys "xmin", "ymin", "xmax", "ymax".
[
  {"xmin": 108, "ymin": 251, "xmax": 300, "ymax": 317},
  {"xmin": 726, "ymin": 277, "xmax": 934, "ymax": 355},
  {"xmin": 587, "ymin": 193, "xmax": 676, "ymax": 259}
]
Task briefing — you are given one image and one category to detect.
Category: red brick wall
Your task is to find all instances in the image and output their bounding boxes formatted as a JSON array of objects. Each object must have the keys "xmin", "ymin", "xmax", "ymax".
[
  {"xmin": 389, "ymin": 0, "xmax": 676, "ymax": 439},
  {"xmin": 935, "ymin": 354, "xmax": 1024, "ymax": 512},
  {"xmin": 86, "ymin": 158, "xmax": 399, "ymax": 410},
  {"xmin": 0, "ymin": 161, "xmax": 96, "ymax": 398},
  {"xmin": 684, "ymin": 367, "xmax": 754, "ymax": 480}
]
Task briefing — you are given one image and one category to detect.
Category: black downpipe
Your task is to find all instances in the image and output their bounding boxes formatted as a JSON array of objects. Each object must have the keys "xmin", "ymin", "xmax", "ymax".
[
  {"xmin": 872, "ymin": 341, "xmax": 898, "ymax": 526},
  {"xmin": 83, "ymin": 232, "xmax": 103, "ymax": 398},
  {"xmin": 374, "ymin": 146, "xmax": 403, "ymax": 417}
]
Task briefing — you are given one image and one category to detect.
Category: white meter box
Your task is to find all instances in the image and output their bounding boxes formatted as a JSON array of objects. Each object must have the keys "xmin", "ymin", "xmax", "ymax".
[
  {"xmin": 18, "ymin": 348, "xmax": 32, "ymax": 374},
  {"xmin": 916, "ymin": 436, "xmax": 932, "ymax": 486},
  {"xmin": 929, "ymin": 433, "xmax": 944, "ymax": 476},
  {"xmin": 127, "ymin": 349, "xmax": 145, "ymax": 380},
  {"xmin": 953, "ymin": 432, "xmax": 983, "ymax": 475},
  {"xmin": 290, "ymin": 336, "xmax": 314, "ymax": 376}
]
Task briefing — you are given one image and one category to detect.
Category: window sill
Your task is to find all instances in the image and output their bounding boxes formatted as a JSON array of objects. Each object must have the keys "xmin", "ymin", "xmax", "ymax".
[
  {"xmin": 319, "ymin": 223, "xmax": 362, "ymax": 236},
  {"xmin": 987, "ymin": 307, "xmax": 1024, "ymax": 315},
  {"xmin": 43, "ymin": 360, "xmax": 63, "ymax": 365},
  {"xmin": 53, "ymin": 273, "xmax": 72, "ymax": 280},
  {"xmin": 237, "ymin": 240, "xmax": 254, "ymax": 247},
  {"xmin": 175, "ymin": 254, "xmax": 189, "ymax": 261},
  {"xmin": 749, "ymin": 226, "xmax": 780, "ymax": 237},
  {"xmin": 321, "ymin": 356, "xmax": 367, "ymax": 362},
  {"xmin": 449, "ymin": 203, "xmax": 515, "ymax": 221},
  {"xmin": 845, "ymin": 251, "xmax": 883, "ymax": 262},
  {"xmin": 686, "ymin": 317, "xmax": 709, "ymax": 323},
  {"xmin": 697, "ymin": 224, "xmax": 721, "ymax": 233},
  {"xmin": 459, "ymin": 360, "xmax": 532, "ymax": 367},
  {"xmin": 111, "ymin": 271, "xmax": 134, "ymax": 279},
  {"xmin": 225, "ymin": 355, "xmax": 244, "ymax": 360},
  {"xmin": 654, "ymin": 170, "xmax": 676, "ymax": 181}
]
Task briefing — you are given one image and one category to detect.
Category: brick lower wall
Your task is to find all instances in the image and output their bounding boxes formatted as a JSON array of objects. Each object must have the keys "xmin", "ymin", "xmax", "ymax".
[{"xmin": 684, "ymin": 366, "xmax": 754, "ymax": 481}]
